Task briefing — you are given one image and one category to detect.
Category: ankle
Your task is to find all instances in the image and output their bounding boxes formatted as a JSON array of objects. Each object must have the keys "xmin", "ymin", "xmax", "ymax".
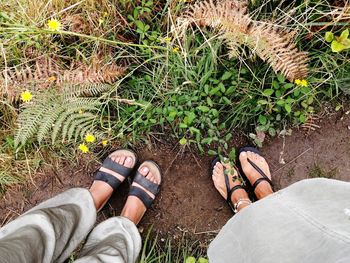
[
  {"xmin": 255, "ymin": 183, "xmax": 273, "ymax": 199},
  {"xmin": 231, "ymin": 189, "xmax": 249, "ymax": 204},
  {"xmin": 121, "ymin": 204, "xmax": 142, "ymax": 225}
]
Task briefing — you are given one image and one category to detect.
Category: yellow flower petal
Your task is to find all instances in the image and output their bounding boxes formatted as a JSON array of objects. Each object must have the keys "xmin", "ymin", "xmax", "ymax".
[
  {"xmin": 78, "ymin": 143, "xmax": 89, "ymax": 153},
  {"xmin": 101, "ymin": 139, "xmax": 108, "ymax": 146},
  {"xmin": 294, "ymin": 79, "xmax": 302, "ymax": 85},
  {"xmin": 47, "ymin": 19, "xmax": 62, "ymax": 31},
  {"xmin": 300, "ymin": 79, "xmax": 308, "ymax": 87},
  {"xmin": 295, "ymin": 79, "xmax": 308, "ymax": 87},
  {"xmin": 20, "ymin": 90, "xmax": 33, "ymax": 102},
  {"xmin": 172, "ymin": 47, "xmax": 180, "ymax": 53},
  {"xmin": 85, "ymin": 133, "xmax": 96, "ymax": 143},
  {"xmin": 47, "ymin": 76, "xmax": 56, "ymax": 82},
  {"xmin": 163, "ymin": 37, "xmax": 172, "ymax": 43}
]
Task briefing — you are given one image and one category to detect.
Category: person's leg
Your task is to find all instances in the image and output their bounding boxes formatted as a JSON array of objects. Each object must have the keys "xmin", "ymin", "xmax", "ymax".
[
  {"xmin": 208, "ymin": 152, "xmax": 350, "ymax": 263},
  {"xmin": 0, "ymin": 150, "xmax": 136, "ymax": 263},
  {"xmin": 0, "ymin": 188, "xmax": 96, "ymax": 263},
  {"xmin": 75, "ymin": 161, "xmax": 161, "ymax": 263}
]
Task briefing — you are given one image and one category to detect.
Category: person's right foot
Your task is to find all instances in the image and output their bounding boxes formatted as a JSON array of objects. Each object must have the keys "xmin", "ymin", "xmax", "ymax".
[{"xmin": 239, "ymin": 151, "xmax": 273, "ymax": 199}]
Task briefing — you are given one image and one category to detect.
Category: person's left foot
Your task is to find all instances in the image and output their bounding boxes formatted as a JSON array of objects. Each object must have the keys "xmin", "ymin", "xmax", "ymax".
[
  {"xmin": 121, "ymin": 163, "xmax": 161, "ymax": 225},
  {"xmin": 212, "ymin": 161, "xmax": 251, "ymax": 212}
]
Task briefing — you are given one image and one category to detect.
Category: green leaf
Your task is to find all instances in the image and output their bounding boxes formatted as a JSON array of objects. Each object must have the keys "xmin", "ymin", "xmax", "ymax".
[
  {"xmin": 325, "ymin": 31, "xmax": 334, "ymax": 43},
  {"xmin": 179, "ymin": 123, "xmax": 187, "ymax": 128},
  {"xmin": 201, "ymin": 137, "xmax": 212, "ymax": 144},
  {"xmin": 263, "ymin": 89, "xmax": 274, "ymax": 96},
  {"xmin": 208, "ymin": 149, "xmax": 217, "ymax": 156},
  {"xmin": 276, "ymin": 100, "xmax": 285, "ymax": 106},
  {"xmin": 277, "ymin": 74, "xmax": 285, "ymax": 83},
  {"xmin": 268, "ymin": 127, "xmax": 276, "ymax": 137},
  {"xmin": 339, "ymin": 29, "xmax": 349, "ymax": 41},
  {"xmin": 258, "ymin": 115, "xmax": 267, "ymax": 125},
  {"xmin": 207, "ymin": 97, "xmax": 213, "ymax": 107},
  {"xmin": 197, "ymin": 105, "xmax": 210, "ymax": 112},
  {"xmin": 179, "ymin": 138, "xmax": 187, "ymax": 145},
  {"xmin": 299, "ymin": 114, "xmax": 306, "ymax": 123},
  {"xmin": 257, "ymin": 100, "xmax": 268, "ymax": 105},
  {"xmin": 221, "ymin": 71, "xmax": 233, "ymax": 80},
  {"xmin": 185, "ymin": 257, "xmax": 196, "ymax": 263},
  {"xmin": 272, "ymin": 80, "xmax": 279, "ymax": 89},
  {"xmin": 331, "ymin": 40, "xmax": 347, "ymax": 53},
  {"xmin": 229, "ymin": 148, "xmax": 236, "ymax": 160},
  {"xmin": 198, "ymin": 258, "xmax": 209, "ymax": 263},
  {"xmin": 134, "ymin": 20, "xmax": 144, "ymax": 30},
  {"xmin": 284, "ymin": 104, "xmax": 292, "ymax": 113},
  {"xmin": 284, "ymin": 83, "xmax": 294, "ymax": 89}
]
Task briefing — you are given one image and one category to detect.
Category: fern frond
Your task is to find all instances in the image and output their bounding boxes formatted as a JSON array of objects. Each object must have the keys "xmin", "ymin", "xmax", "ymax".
[
  {"xmin": 179, "ymin": 0, "xmax": 308, "ymax": 81},
  {"xmin": 62, "ymin": 83, "xmax": 114, "ymax": 97},
  {"xmin": 1, "ymin": 57, "xmax": 126, "ymax": 101},
  {"xmin": 14, "ymin": 89, "xmax": 102, "ymax": 147}
]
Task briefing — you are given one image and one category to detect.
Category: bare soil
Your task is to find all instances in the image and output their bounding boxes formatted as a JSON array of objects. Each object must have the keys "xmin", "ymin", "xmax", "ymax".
[{"xmin": 1, "ymin": 111, "xmax": 350, "ymax": 246}]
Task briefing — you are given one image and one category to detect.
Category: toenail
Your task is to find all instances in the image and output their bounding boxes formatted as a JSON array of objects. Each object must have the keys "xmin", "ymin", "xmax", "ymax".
[
  {"xmin": 142, "ymin": 167, "xmax": 149, "ymax": 173},
  {"xmin": 125, "ymin": 157, "xmax": 132, "ymax": 164}
]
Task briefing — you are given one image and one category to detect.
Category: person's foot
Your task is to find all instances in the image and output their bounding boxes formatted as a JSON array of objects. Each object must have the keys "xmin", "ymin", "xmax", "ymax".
[
  {"xmin": 121, "ymin": 163, "xmax": 161, "ymax": 225},
  {"xmin": 212, "ymin": 161, "xmax": 251, "ymax": 213},
  {"xmin": 89, "ymin": 153, "xmax": 135, "ymax": 211},
  {"xmin": 239, "ymin": 151, "xmax": 273, "ymax": 199}
]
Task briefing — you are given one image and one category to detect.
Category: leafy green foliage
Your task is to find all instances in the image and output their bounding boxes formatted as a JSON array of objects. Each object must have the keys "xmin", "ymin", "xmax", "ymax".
[
  {"xmin": 325, "ymin": 29, "xmax": 350, "ymax": 53},
  {"xmin": 14, "ymin": 85, "xmax": 110, "ymax": 148}
]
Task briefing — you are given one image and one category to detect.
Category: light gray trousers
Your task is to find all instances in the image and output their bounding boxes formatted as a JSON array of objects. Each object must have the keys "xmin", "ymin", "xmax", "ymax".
[
  {"xmin": 208, "ymin": 178, "xmax": 350, "ymax": 263},
  {"xmin": 0, "ymin": 188, "xmax": 141, "ymax": 263}
]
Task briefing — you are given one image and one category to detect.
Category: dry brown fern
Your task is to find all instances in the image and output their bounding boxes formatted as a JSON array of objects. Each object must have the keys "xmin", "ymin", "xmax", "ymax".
[
  {"xmin": 301, "ymin": 113, "xmax": 321, "ymax": 134},
  {"xmin": 178, "ymin": 0, "xmax": 308, "ymax": 81},
  {"xmin": 1, "ymin": 57, "xmax": 127, "ymax": 101}
]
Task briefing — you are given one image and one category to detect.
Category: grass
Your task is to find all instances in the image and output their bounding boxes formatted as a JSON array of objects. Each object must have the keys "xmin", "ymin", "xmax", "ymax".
[
  {"xmin": 0, "ymin": 0, "xmax": 349, "ymax": 258},
  {"xmin": 308, "ymin": 163, "xmax": 339, "ymax": 179},
  {"xmin": 138, "ymin": 231, "xmax": 208, "ymax": 263}
]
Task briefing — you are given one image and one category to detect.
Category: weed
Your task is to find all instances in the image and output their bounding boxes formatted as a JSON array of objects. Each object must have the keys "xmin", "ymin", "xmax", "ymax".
[{"xmin": 308, "ymin": 163, "xmax": 339, "ymax": 179}]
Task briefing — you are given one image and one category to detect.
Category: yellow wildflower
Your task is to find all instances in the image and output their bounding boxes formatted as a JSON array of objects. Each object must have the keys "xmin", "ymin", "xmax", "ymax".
[
  {"xmin": 47, "ymin": 76, "xmax": 56, "ymax": 82},
  {"xmin": 295, "ymin": 79, "xmax": 308, "ymax": 87},
  {"xmin": 20, "ymin": 90, "xmax": 33, "ymax": 102},
  {"xmin": 172, "ymin": 47, "xmax": 180, "ymax": 53},
  {"xmin": 79, "ymin": 109, "xmax": 84, "ymax": 114},
  {"xmin": 101, "ymin": 139, "xmax": 108, "ymax": 146},
  {"xmin": 300, "ymin": 79, "xmax": 308, "ymax": 87},
  {"xmin": 78, "ymin": 143, "xmax": 89, "ymax": 153},
  {"xmin": 47, "ymin": 18, "xmax": 62, "ymax": 31},
  {"xmin": 85, "ymin": 133, "xmax": 96, "ymax": 143},
  {"xmin": 163, "ymin": 37, "xmax": 172, "ymax": 43}
]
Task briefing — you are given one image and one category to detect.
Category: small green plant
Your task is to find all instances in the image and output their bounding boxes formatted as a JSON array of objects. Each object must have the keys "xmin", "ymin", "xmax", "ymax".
[
  {"xmin": 185, "ymin": 256, "xmax": 209, "ymax": 263},
  {"xmin": 308, "ymin": 164, "xmax": 339, "ymax": 179},
  {"xmin": 325, "ymin": 29, "xmax": 350, "ymax": 53}
]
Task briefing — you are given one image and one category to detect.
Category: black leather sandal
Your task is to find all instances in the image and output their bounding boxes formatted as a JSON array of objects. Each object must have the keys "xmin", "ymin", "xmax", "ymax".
[
  {"xmin": 238, "ymin": 147, "xmax": 274, "ymax": 194},
  {"xmin": 128, "ymin": 161, "xmax": 162, "ymax": 209},
  {"xmin": 94, "ymin": 149, "xmax": 138, "ymax": 211}
]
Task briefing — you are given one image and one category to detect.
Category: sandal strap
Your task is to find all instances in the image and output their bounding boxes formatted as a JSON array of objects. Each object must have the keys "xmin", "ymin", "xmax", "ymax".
[
  {"xmin": 133, "ymin": 172, "xmax": 160, "ymax": 195},
  {"xmin": 94, "ymin": 154, "xmax": 135, "ymax": 190},
  {"xmin": 129, "ymin": 186, "xmax": 154, "ymax": 208},
  {"xmin": 227, "ymin": 184, "xmax": 245, "ymax": 202},
  {"xmin": 252, "ymin": 177, "xmax": 272, "ymax": 190},
  {"xmin": 102, "ymin": 157, "xmax": 133, "ymax": 177},
  {"xmin": 94, "ymin": 171, "xmax": 121, "ymax": 190}
]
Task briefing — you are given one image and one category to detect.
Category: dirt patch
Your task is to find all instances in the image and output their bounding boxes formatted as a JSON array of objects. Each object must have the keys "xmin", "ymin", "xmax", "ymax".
[{"xmin": 1, "ymin": 111, "xmax": 350, "ymax": 245}]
